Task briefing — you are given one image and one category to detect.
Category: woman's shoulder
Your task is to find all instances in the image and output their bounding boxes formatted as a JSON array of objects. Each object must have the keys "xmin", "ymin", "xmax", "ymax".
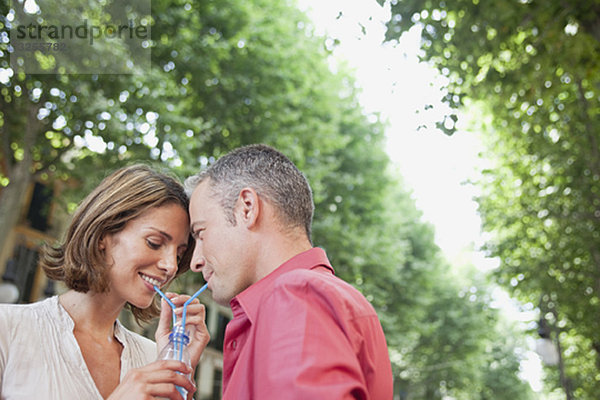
[
  {"xmin": 115, "ymin": 321, "xmax": 155, "ymax": 345},
  {"xmin": 115, "ymin": 320, "xmax": 156, "ymax": 364},
  {"xmin": 0, "ymin": 296, "xmax": 57, "ymax": 321},
  {"xmin": 0, "ymin": 297, "xmax": 59, "ymax": 346}
]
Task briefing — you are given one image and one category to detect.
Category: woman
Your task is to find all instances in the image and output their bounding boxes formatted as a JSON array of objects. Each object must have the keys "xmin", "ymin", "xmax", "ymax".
[{"xmin": 0, "ymin": 164, "xmax": 209, "ymax": 399}]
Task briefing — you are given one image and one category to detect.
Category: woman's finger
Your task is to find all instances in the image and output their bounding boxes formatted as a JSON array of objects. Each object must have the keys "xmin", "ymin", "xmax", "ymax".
[{"xmin": 108, "ymin": 360, "xmax": 195, "ymax": 400}]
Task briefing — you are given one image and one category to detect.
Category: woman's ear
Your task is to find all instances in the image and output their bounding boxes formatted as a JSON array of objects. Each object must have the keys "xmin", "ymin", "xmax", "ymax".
[{"xmin": 98, "ymin": 235, "xmax": 106, "ymax": 251}]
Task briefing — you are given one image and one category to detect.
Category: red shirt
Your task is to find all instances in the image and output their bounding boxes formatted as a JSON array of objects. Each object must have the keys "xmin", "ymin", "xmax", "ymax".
[{"xmin": 222, "ymin": 248, "xmax": 393, "ymax": 399}]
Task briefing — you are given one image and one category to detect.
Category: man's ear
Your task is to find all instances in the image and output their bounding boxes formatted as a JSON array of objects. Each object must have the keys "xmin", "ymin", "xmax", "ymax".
[{"xmin": 236, "ymin": 187, "xmax": 260, "ymax": 227}]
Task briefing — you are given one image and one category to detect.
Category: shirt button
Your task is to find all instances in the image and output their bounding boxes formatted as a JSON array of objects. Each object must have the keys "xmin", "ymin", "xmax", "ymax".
[{"xmin": 231, "ymin": 340, "xmax": 237, "ymax": 350}]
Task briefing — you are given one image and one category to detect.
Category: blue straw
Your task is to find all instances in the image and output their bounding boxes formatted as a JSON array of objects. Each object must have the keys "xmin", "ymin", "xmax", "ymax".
[
  {"xmin": 181, "ymin": 283, "xmax": 209, "ymax": 333},
  {"xmin": 177, "ymin": 283, "xmax": 208, "ymax": 362},
  {"xmin": 154, "ymin": 283, "xmax": 209, "ymax": 364},
  {"xmin": 154, "ymin": 285, "xmax": 177, "ymax": 327}
]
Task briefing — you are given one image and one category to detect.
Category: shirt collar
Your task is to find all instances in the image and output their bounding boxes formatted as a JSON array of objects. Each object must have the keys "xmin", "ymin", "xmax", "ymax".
[
  {"xmin": 54, "ymin": 295, "xmax": 127, "ymax": 347},
  {"xmin": 231, "ymin": 247, "xmax": 334, "ymax": 323}
]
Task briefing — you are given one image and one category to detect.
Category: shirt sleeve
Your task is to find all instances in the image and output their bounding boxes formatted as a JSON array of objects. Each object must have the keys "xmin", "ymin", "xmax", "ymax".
[
  {"xmin": 251, "ymin": 279, "xmax": 369, "ymax": 399},
  {"xmin": 0, "ymin": 305, "xmax": 14, "ymax": 393}
]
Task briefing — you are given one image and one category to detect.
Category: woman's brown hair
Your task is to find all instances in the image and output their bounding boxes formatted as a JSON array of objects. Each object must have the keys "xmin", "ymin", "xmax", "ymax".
[{"xmin": 41, "ymin": 164, "xmax": 194, "ymax": 323}]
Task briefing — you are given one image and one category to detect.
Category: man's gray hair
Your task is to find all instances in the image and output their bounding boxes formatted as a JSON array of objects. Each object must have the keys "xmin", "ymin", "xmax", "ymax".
[{"xmin": 185, "ymin": 144, "xmax": 314, "ymax": 239}]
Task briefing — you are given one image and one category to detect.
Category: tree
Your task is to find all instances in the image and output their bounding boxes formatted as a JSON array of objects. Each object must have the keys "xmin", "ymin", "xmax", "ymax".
[
  {"xmin": 392, "ymin": 256, "xmax": 535, "ymax": 400},
  {"xmin": 379, "ymin": 0, "xmax": 600, "ymax": 397},
  {"xmin": 0, "ymin": 0, "xmax": 192, "ymax": 254},
  {"xmin": 0, "ymin": 0, "xmax": 339, "ymax": 251},
  {"xmin": 1, "ymin": 0, "xmax": 541, "ymax": 397}
]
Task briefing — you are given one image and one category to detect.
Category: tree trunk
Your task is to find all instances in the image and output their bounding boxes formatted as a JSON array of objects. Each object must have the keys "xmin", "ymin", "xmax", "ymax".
[
  {"xmin": 0, "ymin": 162, "xmax": 32, "ymax": 255},
  {"xmin": 551, "ymin": 309, "xmax": 574, "ymax": 400},
  {"xmin": 0, "ymin": 104, "xmax": 39, "ymax": 258}
]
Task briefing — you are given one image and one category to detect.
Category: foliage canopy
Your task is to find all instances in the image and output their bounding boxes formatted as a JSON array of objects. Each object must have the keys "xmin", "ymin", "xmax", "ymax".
[
  {"xmin": 380, "ymin": 0, "xmax": 600, "ymax": 397},
  {"xmin": 0, "ymin": 0, "xmax": 538, "ymax": 397}
]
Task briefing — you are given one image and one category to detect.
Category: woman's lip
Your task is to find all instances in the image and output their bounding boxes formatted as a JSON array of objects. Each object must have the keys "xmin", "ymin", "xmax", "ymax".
[
  {"xmin": 140, "ymin": 273, "xmax": 166, "ymax": 288},
  {"xmin": 141, "ymin": 277, "xmax": 156, "ymax": 292}
]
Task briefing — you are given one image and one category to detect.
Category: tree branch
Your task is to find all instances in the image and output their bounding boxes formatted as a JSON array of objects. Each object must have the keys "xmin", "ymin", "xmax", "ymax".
[
  {"xmin": 575, "ymin": 77, "xmax": 600, "ymax": 173},
  {"xmin": 0, "ymin": 93, "xmax": 16, "ymax": 176},
  {"xmin": 0, "ymin": 119, "xmax": 12, "ymax": 176},
  {"xmin": 34, "ymin": 140, "xmax": 75, "ymax": 178}
]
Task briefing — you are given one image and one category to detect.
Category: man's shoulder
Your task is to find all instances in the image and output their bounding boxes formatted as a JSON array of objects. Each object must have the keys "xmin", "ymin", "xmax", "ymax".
[
  {"xmin": 274, "ymin": 265, "xmax": 340, "ymax": 289},
  {"xmin": 272, "ymin": 267, "xmax": 376, "ymax": 315}
]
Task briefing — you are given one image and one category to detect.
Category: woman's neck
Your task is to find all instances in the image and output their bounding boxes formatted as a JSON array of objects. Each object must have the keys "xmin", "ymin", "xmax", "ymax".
[{"xmin": 59, "ymin": 290, "xmax": 125, "ymax": 339}]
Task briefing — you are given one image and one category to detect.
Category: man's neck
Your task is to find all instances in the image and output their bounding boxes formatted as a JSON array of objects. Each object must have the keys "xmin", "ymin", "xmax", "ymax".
[{"xmin": 253, "ymin": 234, "xmax": 312, "ymax": 283}]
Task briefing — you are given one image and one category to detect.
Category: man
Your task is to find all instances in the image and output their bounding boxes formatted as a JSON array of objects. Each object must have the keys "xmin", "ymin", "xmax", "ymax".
[{"xmin": 186, "ymin": 144, "xmax": 393, "ymax": 399}]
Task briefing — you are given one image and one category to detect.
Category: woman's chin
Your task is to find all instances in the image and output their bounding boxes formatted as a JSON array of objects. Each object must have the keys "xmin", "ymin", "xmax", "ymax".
[{"xmin": 128, "ymin": 296, "xmax": 155, "ymax": 310}]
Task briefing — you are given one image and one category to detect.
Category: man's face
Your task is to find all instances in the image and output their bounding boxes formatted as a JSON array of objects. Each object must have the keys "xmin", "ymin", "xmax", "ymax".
[{"xmin": 189, "ymin": 180, "xmax": 254, "ymax": 306}]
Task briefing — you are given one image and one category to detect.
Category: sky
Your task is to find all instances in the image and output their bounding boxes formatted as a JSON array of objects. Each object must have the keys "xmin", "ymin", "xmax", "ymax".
[
  {"xmin": 296, "ymin": 0, "xmax": 545, "ymax": 393},
  {"xmin": 295, "ymin": 0, "xmax": 485, "ymax": 262}
]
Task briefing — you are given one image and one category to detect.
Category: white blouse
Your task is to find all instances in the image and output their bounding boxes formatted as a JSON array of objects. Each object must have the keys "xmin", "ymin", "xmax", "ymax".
[{"xmin": 0, "ymin": 296, "xmax": 156, "ymax": 399}]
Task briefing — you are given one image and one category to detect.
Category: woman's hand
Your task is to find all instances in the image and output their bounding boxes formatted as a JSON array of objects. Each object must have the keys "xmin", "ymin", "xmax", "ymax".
[
  {"xmin": 156, "ymin": 292, "xmax": 210, "ymax": 368},
  {"xmin": 107, "ymin": 360, "xmax": 195, "ymax": 400}
]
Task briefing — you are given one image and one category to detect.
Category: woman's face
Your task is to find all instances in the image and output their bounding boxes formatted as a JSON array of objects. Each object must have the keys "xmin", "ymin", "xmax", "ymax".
[{"xmin": 102, "ymin": 203, "xmax": 190, "ymax": 309}]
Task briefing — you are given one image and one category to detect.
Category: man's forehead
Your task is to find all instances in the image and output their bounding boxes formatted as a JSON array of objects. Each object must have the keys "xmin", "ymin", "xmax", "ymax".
[
  {"xmin": 189, "ymin": 182, "xmax": 219, "ymax": 218},
  {"xmin": 191, "ymin": 180, "xmax": 212, "ymax": 199}
]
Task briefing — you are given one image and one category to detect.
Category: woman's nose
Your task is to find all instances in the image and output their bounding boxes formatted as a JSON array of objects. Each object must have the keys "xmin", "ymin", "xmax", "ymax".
[{"xmin": 158, "ymin": 250, "xmax": 179, "ymax": 276}]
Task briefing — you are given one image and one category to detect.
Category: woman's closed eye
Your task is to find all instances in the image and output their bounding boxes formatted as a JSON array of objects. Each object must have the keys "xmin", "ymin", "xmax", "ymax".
[{"xmin": 146, "ymin": 239, "xmax": 162, "ymax": 250}]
